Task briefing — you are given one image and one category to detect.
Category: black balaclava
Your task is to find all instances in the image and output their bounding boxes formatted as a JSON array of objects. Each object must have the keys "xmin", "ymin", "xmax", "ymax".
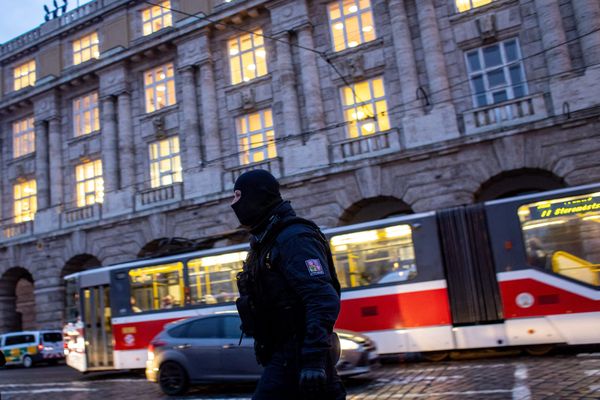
[{"xmin": 231, "ymin": 169, "xmax": 283, "ymax": 229}]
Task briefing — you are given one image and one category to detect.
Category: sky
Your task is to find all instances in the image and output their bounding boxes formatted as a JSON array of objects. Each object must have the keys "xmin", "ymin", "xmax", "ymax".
[{"xmin": 0, "ymin": 0, "xmax": 94, "ymax": 44}]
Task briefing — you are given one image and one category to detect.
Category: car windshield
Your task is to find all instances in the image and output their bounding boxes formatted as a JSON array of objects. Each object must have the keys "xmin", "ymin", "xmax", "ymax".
[{"xmin": 43, "ymin": 333, "xmax": 63, "ymax": 342}]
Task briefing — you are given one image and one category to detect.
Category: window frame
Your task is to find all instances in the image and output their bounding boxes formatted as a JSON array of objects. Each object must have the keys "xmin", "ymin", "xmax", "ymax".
[
  {"xmin": 72, "ymin": 31, "xmax": 100, "ymax": 66},
  {"xmin": 12, "ymin": 117, "xmax": 35, "ymax": 159},
  {"xmin": 148, "ymin": 136, "xmax": 182, "ymax": 188},
  {"xmin": 75, "ymin": 159, "xmax": 104, "ymax": 208},
  {"xmin": 73, "ymin": 91, "xmax": 100, "ymax": 137},
  {"xmin": 143, "ymin": 63, "xmax": 177, "ymax": 113},
  {"xmin": 228, "ymin": 29, "xmax": 268, "ymax": 85},
  {"xmin": 141, "ymin": 0, "xmax": 173, "ymax": 36},
  {"xmin": 128, "ymin": 262, "xmax": 185, "ymax": 312},
  {"xmin": 465, "ymin": 38, "xmax": 528, "ymax": 108},
  {"xmin": 455, "ymin": 0, "xmax": 494, "ymax": 13},
  {"xmin": 236, "ymin": 108, "xmax": 277, "ymax": 165},
  {"xmin": 13, "ymin": 179, "xmax": 37, "ymax": 223},
  {"xmin": 340, "ymin": 76, "xmax": 390, "ymax": 139},
  {"xmin": 13, "ymin": 60, "xmax": 36, "ymax": 92},
  {"xmin": 327, "ymin": 0, "xmax": 377, "ymax": 52}
]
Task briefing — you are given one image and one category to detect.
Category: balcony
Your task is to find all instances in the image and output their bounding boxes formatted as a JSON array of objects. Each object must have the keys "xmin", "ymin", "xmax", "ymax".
[
  {"xmin": 62, "ymin": 203, "xmax": 101, "ymax": 227},
  {"xmin": 464, "ymin": 94, "xmax": 548, "ymax": 135},
  {"xmin": 135, "ymin": 183, "xmax": 183, "ymax": 211},
  {"xmin": 330, "ymin": 129, "xmax": 401, "ymax": 162},
  {"xmin": 0, "ymin": 28, "xmax": 41, "ymax": 56},
  {"xmin": 59, "ymin": 0, "xmax": 102, "ymax": 27},
  {"xmin": 225, "ymin": 158, "xmax": 283, "ymax": 189},
  {"xmin": 2, "ymin": 221, "xmax": 33, "ymax": 240}
]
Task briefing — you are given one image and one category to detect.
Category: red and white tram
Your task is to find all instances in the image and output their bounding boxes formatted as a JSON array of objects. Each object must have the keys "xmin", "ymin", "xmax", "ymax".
[{"xmin": 64, "ymin": 184, "xmax": 600, "ymax": 372}]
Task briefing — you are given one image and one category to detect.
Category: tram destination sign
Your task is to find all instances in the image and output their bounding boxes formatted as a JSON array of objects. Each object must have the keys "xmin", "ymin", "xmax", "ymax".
[{"xmin": 530, "ymin": 195, "xmax": 600, "ymax": 219}]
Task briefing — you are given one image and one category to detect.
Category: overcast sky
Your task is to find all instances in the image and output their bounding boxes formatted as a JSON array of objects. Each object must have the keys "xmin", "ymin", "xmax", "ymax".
[{"xmin": 0, "ymin": 0, "xmax": 94, "ymax": 44}]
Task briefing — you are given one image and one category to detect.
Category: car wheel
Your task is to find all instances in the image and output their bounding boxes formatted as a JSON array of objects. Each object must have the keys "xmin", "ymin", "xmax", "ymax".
[
  {"xmin": 159, "ymin": 361, "xmax": 189, "ymax": 396},
  {"xmin": 22, "ymin": 355, "xmax": 33, "ymax": 368}
]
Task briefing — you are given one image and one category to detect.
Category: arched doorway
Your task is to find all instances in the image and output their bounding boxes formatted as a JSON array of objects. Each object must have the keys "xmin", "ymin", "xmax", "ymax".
[
  {"xmin": 474, "ymin": 169, "xmax": 565, "ymax": 202},
  {"xmin": 61, "ymin": 254, "xmax": 101, "ymax": 324},
  {"xmin": 339, "ymin": 196, "xmax": 412, "ymax": 226},
  {"xmin": 0, "ymin": 267, "xmax": 35, "ymax": 332}
]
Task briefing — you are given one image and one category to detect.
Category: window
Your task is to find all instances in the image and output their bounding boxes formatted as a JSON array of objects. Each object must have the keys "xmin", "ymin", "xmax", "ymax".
[
  {"xmin": 5, "ymin": 335, "xmax": 35, "ymax": 346},
  {"xmin": 328, "ymin": 0, "xmax": 376, "ymax": 52},
  {"xmin": 330, "ymin": 224, "xmax": 417, "ymax": 289},
  {"xmin": 228, "ymin": 29, "xmax": 268, "ymax": 85},
  {"xmin": 341, "ymin": 77, "xmax": 390, "ymax": 138},
  {"xmin": 14, "ymin": 180, "xmax": 37, "ymax": 223},
  {"xmin": 188, "ymin": 252, "xmax": 247, "ymax": 305},
  {"xmin": 518, "ymin": 192, "xmax": 600, "ymax": 287},
  {"xmin": 73, "ymin": 92, "xmax": 100, "ymax": 136},
  {"xmin": 13, "ymin": 60, "xmax": 36, "ymax": 91},
  {"xmin": 12, "ymin": 117, "xmax": 35, "ymax": 158},
  {"xmin": 186, "ymin": 318, "xmax": 221, "ymax": 339},
  {"xmin": 149, "ymin": 136, "xmax": 182, "ymax": 188},
  {"xmin": 223, "ymin": 316, "xmax": 243, "ymax": 339},
  {"xmin": 466, "ymin": 38, "xmax": 527, "ymax": 108},
  {"xmin": 42, "ymin": 333, "xmax": 63, "ymax": 343},
  {"xmin": 144, "ymin": 63, "xmax": 176, "ymax": 113},
  {"xmin": 73, "ymin": 32, "xmax": 99, "ymax": 65},
  {"xmin": 129, "ymin": 262, "xmax": 184, "ymax": 312},
  {"xmin": 237, "ymin": 109, "xmax": 276, "ymax": 165},
  {"xmin": 455, "ymin": 0, "xmax": 493, "ymax": 12},
  {"xmin": 142, "ymin": 0, "xmax": 173, "ymax": 36},
  {"xmin": 75, "ymin": 160, "xmax": 104, "ymax": 207}
]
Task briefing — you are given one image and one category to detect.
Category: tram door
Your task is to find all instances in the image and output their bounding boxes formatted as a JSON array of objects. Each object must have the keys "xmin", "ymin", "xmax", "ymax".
[{"xmin": 82, "ymin": 286, "xmax": 114, "ymax": 369}]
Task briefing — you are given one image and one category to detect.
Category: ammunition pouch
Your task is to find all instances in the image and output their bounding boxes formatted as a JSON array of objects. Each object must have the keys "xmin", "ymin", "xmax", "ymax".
[{"xmin": 235, "ymin": 295, "xmax": 257, "ymax": 337}]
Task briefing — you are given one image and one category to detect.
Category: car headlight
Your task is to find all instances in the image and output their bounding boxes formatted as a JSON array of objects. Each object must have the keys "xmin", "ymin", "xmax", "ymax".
[{"xmin": 339, "ymin": 338, "xmax": 360, "ymax": 351}]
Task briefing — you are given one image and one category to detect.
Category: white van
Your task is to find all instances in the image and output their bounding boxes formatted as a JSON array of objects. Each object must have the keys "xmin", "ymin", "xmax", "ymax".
[{"xmin": 0, "ymin": 330, "xmax": 64, "ymax": 368}]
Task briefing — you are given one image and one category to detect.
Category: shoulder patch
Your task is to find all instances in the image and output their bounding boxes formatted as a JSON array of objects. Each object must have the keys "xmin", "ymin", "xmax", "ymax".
[{"xmin": 305, "ymin": 259, "xmax": 325, "ymax": 276}]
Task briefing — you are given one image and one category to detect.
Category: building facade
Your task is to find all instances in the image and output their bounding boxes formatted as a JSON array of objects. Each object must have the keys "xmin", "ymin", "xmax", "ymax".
[{"xmin": 0, "ymin": 0, "xmax": 599, "ymax": 332}]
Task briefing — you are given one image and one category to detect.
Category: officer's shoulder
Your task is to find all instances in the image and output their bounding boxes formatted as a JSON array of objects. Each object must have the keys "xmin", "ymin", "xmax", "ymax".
[{"xmin": 274, "ymin": 220, "xmax": 318, "ymax": 245}]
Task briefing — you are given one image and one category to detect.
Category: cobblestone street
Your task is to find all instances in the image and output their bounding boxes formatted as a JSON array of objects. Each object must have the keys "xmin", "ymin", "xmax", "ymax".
[{"xmin": 1, "ymin": 351, "xmax": 599, "ymax": 399}]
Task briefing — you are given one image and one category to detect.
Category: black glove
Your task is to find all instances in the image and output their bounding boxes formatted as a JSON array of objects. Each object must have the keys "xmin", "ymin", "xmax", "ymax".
[{"xmin": 299, "ymin": 367, "xmax": 327, "ymax": 393}]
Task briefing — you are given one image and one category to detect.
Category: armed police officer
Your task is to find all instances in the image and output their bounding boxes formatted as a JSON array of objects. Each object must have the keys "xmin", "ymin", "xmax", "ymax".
[{"xmin": 232, "ymin": 169, "xmax": 346, "ymax": 400}]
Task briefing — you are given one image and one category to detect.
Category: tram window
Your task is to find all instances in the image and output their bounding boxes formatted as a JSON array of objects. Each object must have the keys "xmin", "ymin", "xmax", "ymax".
[
  {"xmin": 187, "ymin": 252, "xmax": 247, "ymax": 306},
  {"xmin": 330, "ymin": 224, "xmax": 417, "ymax": 289},
  {"xmin": 128, "ymin": 262, "xmax": 184, "ymax": 312},
  {"xmin": 65, "ymin": 278, "xmax": 80, "ymax": 322},
  {"xmin": 519, "ymin": 192, "xmax": 600, "ymax": 287}
]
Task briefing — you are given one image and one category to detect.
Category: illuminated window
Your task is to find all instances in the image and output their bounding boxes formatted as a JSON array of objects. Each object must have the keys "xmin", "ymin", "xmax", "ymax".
[
  {"xmin": 236, "ymin": 109, "xmax": 276, "ymax": 165},
  {"xmin": 13, "ymin": 60, "xmax": 36, "ymax": 91},
  {"xmin": 129, "ymin": 262, "xmax": 184, "ymax": 312},
  {"xmin": 75, "ymin": 160, "xmax": 104, "ymax": 207},
  {"xmin": 12, "ymin": 117, "xmax": 35, "ymax": 158},
  {"xmin": 73, "ymin": 92, "xmax": 100, "ymax": 136},
  {"xmin": 455, "ymin": 0, "xmax": 493, "ymax": 12},
  {"xmin": 149, "ymin": 136, "xmax": 182, "ymax": 188},
  {"xmin": 144, "ymin": 63, "xmax": 176, "ymax": 113},
  {"xmin": 73, "ymin": 32, "xmax": 99, "ymax": 65},
  {"xmin": 228, "ymin": 29, "xmax": 268, "ymax": 85},
  {"xmin": 188, "ymin": 252, "xmax": 247, "ymax": 305},
  {"xmin": 518, "ymin": 192, "xmax": 600, "ymax": 287},
  {"xmin": 328, "ymin": 0, "xmax": 376, "ymax": 52},
  {"xmin": 466, "ymin": 38, "xmax": 527, "ymax": 107},
  {"xmin": 142, "ymin": 0, "xmax": 173, "ymax": 36},
  {"xmin": 14, "ymin": 180, "xmax": 37, "ymax": 223},
  {"xmin": 341, "ymin": 77, "xmax": 389, "ymax": 138},
  {"xmin": 330, "ymin": 224, "xmax": 417, "ymax": 288}
]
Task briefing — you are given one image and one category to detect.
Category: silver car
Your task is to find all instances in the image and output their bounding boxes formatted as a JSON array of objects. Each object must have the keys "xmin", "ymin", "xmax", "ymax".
[{"xmin": 146, "ymin": 313, "xmax": 377, "ymax": 396}]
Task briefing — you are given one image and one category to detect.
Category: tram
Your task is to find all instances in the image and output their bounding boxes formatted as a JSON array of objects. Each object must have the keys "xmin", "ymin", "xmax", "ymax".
[{"xmin": 63, "ymin": 184, "xmax": 600, "ymax": 372}]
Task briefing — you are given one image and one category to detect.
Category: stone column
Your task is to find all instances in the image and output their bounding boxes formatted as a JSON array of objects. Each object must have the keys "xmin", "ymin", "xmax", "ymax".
[
  {"xmin": 535, "ymin": 0, "xmax": 572, "ymax": 76},
  {"xmin": 389, "ymin": 0, "xmax": 421, "ymax": 115},
  {"xmin": 34, "ymin": 284, "xmax": 65, "ymax": 330},
  {"xmin": 275, "ymin": 32, "xmax": 302, "ymax": 137},
  {"xmin": 179, "ymin": 66, "xmax": 202, "ymax": 170},
  {"xmin": 199, "ymin": 58, "xmax": 222, "ymax": 164},
  {"xmin": 297, "ymin": 25, "xmax": 325, "ymax": 131},
  {"xmin": 416, "ymin": 0, "xmax": 451, "ymax": 104},
  {"xmin": 48, "ymin": 117, "xmax": 63, "ymax": 206},
  {"xmin": 34, "ymin": 120, "xmax": 50, "ymax": 210},
  {"xmin": 573, "ymin": 0, "xmax": 600, "ymax": 67},
  {"xmin": 117, "ymin": 91, "xmax": 135, "ymax": 189},
  {"xmin": 101, "ymin": 95, "xmax": 119, "ymax": 193}
]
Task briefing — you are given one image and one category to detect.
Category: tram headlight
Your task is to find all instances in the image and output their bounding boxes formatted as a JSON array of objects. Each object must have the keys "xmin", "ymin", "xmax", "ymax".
[{"xmin": 339, "ymin": 338, "xmax": 359, "ymax": 351}]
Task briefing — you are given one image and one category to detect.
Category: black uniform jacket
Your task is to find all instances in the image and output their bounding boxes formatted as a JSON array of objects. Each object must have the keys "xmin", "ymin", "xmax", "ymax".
[{"xmin": 252, "ymin": 202, "xmax": 341, "ymax": 370}]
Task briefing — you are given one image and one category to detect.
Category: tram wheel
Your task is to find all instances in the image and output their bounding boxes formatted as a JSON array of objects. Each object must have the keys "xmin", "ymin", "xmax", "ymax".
[
  {"xmin": 22, "ymin": 355, "xmax": 33, "ymax": 368},
  {"xmin": 422, "ymin": 351, "xmax": 449, "ymax": 362},
  {"xmin": 159, "ymin": 361, "xmax": 189, "ymax": 396},
  {"xmin": 524, "ymin": 344, "xmax": 554, "ymax": 356}
]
